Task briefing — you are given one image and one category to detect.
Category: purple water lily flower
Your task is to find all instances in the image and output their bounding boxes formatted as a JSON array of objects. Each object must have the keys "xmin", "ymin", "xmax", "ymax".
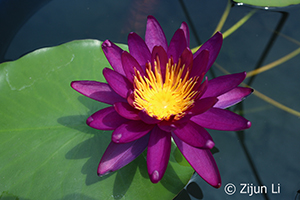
[{"xmin": 71, "ymin": 15, "xmax": 252, "ymax": 188}]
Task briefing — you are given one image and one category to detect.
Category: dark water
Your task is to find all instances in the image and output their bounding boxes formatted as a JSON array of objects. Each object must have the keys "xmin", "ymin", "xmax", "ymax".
[{"xmin": 1, "ymin": 0, "xmax": 300, "ymax": 199}]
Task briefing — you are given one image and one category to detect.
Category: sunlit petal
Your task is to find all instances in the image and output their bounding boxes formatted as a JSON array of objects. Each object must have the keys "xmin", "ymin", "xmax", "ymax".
[
  {"xmin": 193, "ymin": 32, "xmax": 223, "ymax": 73},
  {"xmin": 172, "ymin": 133, "xmax": 221, "ymax": 188},
  {"xmin": 202, "ymin": 72, "xmax": 246, "ymax": 98},
  {"xmin": 71, "ymin": 81, "xmax": 125, "ymax": 104},
  {"xmin": 87, "ymin": 107, "xmax": 128, "ymax": 130},
  {"xmin": 98, "ymin": 134, "xmax": 149, "ymax": 175},
  {"xmin": 103, "ymin": 68, "xmax": 133, "ymax": 98},
  {"xmin": 112, "ymin": 120, "xmax": 154, "ymax": 143},
  {"xmin": 102, "ymin": 40, "xmax": 126, "ymax": 76},
  {"xmin": 147, "ymin": 126, "xmax": 171, "ymax": 183},
  {"xmin": 128, "ymin": 32, "xmax": 151, "ymax": 69},
  {"xmin": 191, "ymin": 107, "xmax": 251, "ymax": 131},
  {"xmin": 173, "ymin": 121, "xmax": 214, "ymax": 149},
  {"xmin": 145, "ymin": 15, "xmax": 168, "ymax": 52}
]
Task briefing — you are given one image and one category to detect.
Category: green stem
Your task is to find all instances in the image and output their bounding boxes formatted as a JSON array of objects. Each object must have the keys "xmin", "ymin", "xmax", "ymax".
[
  {"xmin": 191, "ymin": 0, "xmax": 231, "ymax": 54},
  {"xmin": 191, "ymin": 3, "xmax": 257, "ymax": 53},
  {"xmin": 214, "ymin": 0, "xmax": 232, "ymax": 33},
  {"xmin": 223, "ymin": 9, "xmax": 257, "ymax": 39},
  {"xmin": 246, "ymin": 46, "xmax": 300, "ymax": 78}
]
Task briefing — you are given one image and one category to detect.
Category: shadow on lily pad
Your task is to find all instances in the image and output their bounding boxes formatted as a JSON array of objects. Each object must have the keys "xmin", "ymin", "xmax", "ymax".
[
  {"xmin": 58, "ymin": 94, "xmax": 195, "ymax": 199},
  {"xmin": 57, "ymin": 94, "xmax": 138, "ymax": 196},
  {"xmin": 0, "ymin": 191, "xmax": 30, "ymax": 200},
  {"xmin": 137, "ymin": 150, "xmax": 187, "ymax": 194},
  {"xmin": 113, "ymin": 160, "xmax": 139, "ymax": 199},
  {"xmin": 57, "ymin": 95, "xmax": 113, "ymax": 186},
  {"xmin": 63, "ymin": 133, "xmax": 113, "ymax": 185}
]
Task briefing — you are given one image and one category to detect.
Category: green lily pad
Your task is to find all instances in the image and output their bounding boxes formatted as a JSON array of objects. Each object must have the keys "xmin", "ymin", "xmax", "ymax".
[
  {"xmin": 233, "ymin": 0, "xmax": 300, "ymax": 7},
  {"xmin": 0, "ymin": 40, "xmax": 194, "ymax": 199}
]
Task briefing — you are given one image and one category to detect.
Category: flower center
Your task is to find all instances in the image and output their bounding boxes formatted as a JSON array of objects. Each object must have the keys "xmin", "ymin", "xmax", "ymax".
[{"xmin": 133, "ymin": 57, "xmax": 199, "ymax": 120}]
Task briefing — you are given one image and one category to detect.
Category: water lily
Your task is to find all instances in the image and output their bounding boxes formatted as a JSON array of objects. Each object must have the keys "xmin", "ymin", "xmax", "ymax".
[{"xmin": 71, "ymin": 15, "xmax": 252, "ymax": 188}]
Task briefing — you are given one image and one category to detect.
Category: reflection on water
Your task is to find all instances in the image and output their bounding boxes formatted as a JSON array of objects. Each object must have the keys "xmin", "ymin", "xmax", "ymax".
[{"xmin": 1, "ymin": 0, "xmax": 300, "ymax": 199}]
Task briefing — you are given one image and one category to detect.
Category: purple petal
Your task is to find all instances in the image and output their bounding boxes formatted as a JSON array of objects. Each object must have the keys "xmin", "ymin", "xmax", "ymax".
[
  {"xmin": 180, "ymin": 48, "xmax": 193, "ymax": 78},
  {"xmin": 172, "ymin": 133, "xmax": 221, "ymax": 188},
  {"xmin": 194, "ymin": 77, "xmax": 208, "ymax": 100},
  {"xmin": 167, "ymin": 29, "xmax": 187, "ymax": 63},
  {"xmin": 128, "ymin": 32, "xmax": 151, "ymax": 68},
  {"xmin": 214, "ymin": 87, "xmax": 253, "ymax": 109},
  {"xmin": 114, "ymin": 102, "xmax": 140, "ymax": 120},
  {"xmin": 87, "ymin": 106, "xmax": 128, "ymax": 130},
  {"xmin": 71, "ymin": 81, "xmax": 125, "ymax": 104},
  {"xmin": 102, "ymin": 40, "xmax": 126, "ymax": 76},
  {"xmin": 187, "ymin": 97, "xmax": 218, "ymax": 115},
  {"xmin": 98, "ymin": 134, "xmax": 149, "ymax": 175},
  {"xmin": 139, "ymin": 110, "xmax": 161, "ymax": 124},
  {"xmin": 103, "ymin": 68, "xmax": 133, "ymax": 98},
  {"xmin": 145, "ymin": 15, "xmax": 168, "ymax": 52},
  {"xmin": 151, "ymin": 46, "xmax": 168, "ymax": 81},
  {"xmin": 126, "ymin": 91, "xmax": 135, "ymax": 107},
  {"xmin": 112, "ymin": 120, "xmax": 155, "ymax": 143},
  {"xmin": 191, "ymin": 107, "xmax": 251, "ymax": 131},
  {"xmin": 157, "ymin": 120, "xmax": 177, "ymax": 132},
  {"xmin": 147, "ymin": 126, "xmax": 171, "ymax": 183},
  {"xmin": 190, "ymin": 49, "xmax": 209, "ymax": 78},
  {"xmin": 201, "ymin": 72, "xmax": 246, "ymax": 98},
  {"xmin": 121, "ymin": 51, "xmax": 145, "ymax": 83},
  {"xmin": 180, "ymin": 22, "xmax": 190, "ymax": 47},
  {"xmin": 193, "ymin": 32, "xmax": 223, "ymax": 73},
  {"xmin": 173, "ymin": 121, "xmax": 214, "ymax": 149}
]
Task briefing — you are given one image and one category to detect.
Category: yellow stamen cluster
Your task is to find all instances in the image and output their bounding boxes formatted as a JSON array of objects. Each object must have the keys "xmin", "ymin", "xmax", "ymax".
[{"xmin": 133, "ymin": 57, "xmax": 199, "ymax": 121}]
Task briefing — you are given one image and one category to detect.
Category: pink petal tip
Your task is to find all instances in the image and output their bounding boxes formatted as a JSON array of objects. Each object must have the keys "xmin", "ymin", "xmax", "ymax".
[
  {"xmin": 206, "ymin": 140, "xmax": 215, "ymax": 149},
  {"xmin": 150, "ymin": 170, "xmax": 160, "ymax": 183}
]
